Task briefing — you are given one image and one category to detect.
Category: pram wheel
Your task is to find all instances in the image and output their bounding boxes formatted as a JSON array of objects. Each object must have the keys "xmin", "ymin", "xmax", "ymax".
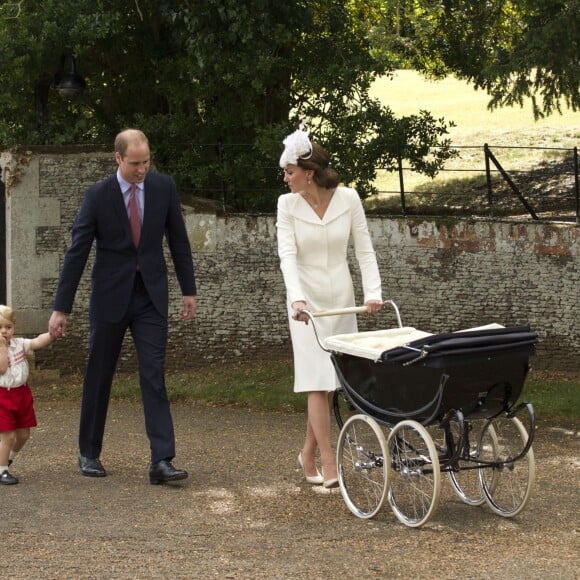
[
  {"xmin": 447, "ymin": 418, "xmax": 489, "ymax": 506},
  {"xmin": 387, "ymin": 420, "xmax": 441, "ymax": 527},
  {"xmin": 336, "ymin": 414, "xmax": 390, "ymax": 519},
  {"xmin": 478, "ymin": 416, "xmax": 536, "ymax": 517}
]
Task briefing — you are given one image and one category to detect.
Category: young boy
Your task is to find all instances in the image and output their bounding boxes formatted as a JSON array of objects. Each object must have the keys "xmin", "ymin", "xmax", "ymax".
[{"xmin": 0, "ymin": 305, "xmax": 54, "ymax": 484}]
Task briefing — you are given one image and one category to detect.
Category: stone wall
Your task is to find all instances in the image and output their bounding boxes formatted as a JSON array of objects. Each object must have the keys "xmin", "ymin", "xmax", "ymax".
[{"xmin": 1, "ymin": 149, "xmax": 578, "ymax": 375}]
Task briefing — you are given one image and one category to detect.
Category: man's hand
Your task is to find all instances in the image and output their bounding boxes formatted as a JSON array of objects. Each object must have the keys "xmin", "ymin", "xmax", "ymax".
[
  {"xmin": 180, "ymin": 296, "xmax": 197, "ymax": 320},
  {"xmin": 49, "ymin": 311, "xmax": 67, "ymax": 339}
]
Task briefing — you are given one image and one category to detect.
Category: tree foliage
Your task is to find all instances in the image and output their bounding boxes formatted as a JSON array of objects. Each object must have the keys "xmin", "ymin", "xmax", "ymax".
[
  {"xmin": 372, "ymin": 0, "xmax": 580, "ymax": 119},
  {"xmin": 0, "ymin": 1, "xmax": 455, "ymax": 210}
]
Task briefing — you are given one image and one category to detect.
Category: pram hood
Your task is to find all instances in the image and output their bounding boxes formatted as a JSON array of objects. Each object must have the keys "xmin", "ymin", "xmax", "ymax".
[{"xmin": 381, "ymin": 325, "xmax": 538, "ymax": 365}]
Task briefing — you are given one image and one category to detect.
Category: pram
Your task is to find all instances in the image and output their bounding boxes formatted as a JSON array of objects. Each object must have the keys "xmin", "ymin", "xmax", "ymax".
[{"xmin": 305, "ymin": 301, "xmax": 538, "ymax": 528}]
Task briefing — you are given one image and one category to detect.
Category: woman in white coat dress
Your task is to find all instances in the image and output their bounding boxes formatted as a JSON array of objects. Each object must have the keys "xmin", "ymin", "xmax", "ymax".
[{"xmin": 276, "ymin": 126, "xmax": 383, "ymax": 488}]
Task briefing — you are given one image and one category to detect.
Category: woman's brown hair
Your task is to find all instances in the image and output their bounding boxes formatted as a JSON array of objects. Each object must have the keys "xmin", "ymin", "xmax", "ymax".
[{"xmin": 297, "ymin": 143, "xmax": 340, "ymax": 189}]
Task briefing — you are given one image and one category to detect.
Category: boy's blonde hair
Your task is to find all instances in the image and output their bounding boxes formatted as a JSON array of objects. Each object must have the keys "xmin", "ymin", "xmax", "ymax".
[{"xmin": 0, "ymin": 305, "xmax": 15, "ymax": 323}]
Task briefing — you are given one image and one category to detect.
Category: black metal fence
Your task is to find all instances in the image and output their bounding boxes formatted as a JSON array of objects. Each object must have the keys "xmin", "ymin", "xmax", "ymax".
[
  {"xmin": 373, "ymin": 144, "xmax": 579, "ymax": 223},
  {"xmin": 165, "ymin": 143, "xmax": 579, "ymax": 223}
]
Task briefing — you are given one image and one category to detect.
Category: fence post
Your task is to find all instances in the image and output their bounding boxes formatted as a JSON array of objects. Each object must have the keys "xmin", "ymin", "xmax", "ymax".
[
  {"xmin": 484, "ymin": 143, "xmax": 494, "ymax": 218},
  {"xmin": 485, "ymin": 144, "xmax": 539, "ymax": 220},
  {"xmin": 397, "ymin": 143, "xmax": 406, "ymax": 216}
]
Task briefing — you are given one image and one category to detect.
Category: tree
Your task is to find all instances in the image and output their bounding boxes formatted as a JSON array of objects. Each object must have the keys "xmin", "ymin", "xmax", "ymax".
[
  {"xmin": 0, "ymin": 0, "xmax": 456, "ymax": 210},
  {"xmin": 371, "ymin": 0, "xmax": 580, "ymax": 119}
]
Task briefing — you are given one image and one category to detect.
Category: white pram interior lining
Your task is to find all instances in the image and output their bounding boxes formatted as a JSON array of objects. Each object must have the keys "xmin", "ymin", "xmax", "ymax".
[{"xmin": 325, "ymin": 324, "xmax": 505, "ymax": 361}]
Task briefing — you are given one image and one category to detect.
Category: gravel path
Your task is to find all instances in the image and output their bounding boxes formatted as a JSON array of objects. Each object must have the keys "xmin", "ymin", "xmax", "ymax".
[{"xmin": 2, "ymin": 401, "xmax": 578, "ymax": 579}]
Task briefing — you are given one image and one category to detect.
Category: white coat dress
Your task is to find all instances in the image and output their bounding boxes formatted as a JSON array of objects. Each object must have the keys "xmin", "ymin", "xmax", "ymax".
[{"xmin": 276, "ymin": 186, "xmax": 382, "ymax": 392}]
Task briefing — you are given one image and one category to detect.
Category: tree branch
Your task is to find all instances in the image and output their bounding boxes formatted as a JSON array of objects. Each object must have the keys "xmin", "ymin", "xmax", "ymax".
[
  {"xmin": 134, "ymin": 0, "xmax": 144, "ymax": 21},
  {"xmin": 1, "ymin": 1, "xmax": 24, "ymax": 19}
]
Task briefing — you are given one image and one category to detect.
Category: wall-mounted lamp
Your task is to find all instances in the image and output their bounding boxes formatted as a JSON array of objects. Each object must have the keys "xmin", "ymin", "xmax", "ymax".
[{"xmin": 52, "ymin": 52, "xmax": 86, "ymax": 100}]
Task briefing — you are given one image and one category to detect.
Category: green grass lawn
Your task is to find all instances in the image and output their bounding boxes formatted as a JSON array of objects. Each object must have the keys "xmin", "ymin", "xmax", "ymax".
[
  {"xmin": 40, "ymin": 361, "xmax": 579, "ymax": 424},
  {"xmin": 367, "ymin": 70, "xmax": 580, "ymax": 203},
  {"xmin": 371, "ymin": 70, "xmax": 578, "ymax": 144}
]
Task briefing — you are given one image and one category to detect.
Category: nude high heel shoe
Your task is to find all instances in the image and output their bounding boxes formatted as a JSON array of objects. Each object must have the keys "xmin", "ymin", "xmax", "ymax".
[
  {"xmin": 298, "ymin": 452, "xmax": 324, "ymax": 485},
  {"xmin": 322, "ymin": 466, "xmax": 339, "ymax": 489}
]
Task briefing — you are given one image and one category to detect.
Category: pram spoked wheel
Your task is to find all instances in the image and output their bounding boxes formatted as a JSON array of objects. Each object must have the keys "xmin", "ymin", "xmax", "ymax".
[
  {"xmin": 336, "ymin": 414, "xmax": 390, "ymax": 519},
  {"xmin": 387, "ymin": 420, "xmax": 441, "ymax": 527},
  {"xmin": 446, "ymin": 417, "xmax": 490, "ymax": 506},
  {"xmin": 478, "ymin": 415, "xmax": 536, "ymax": 517}
]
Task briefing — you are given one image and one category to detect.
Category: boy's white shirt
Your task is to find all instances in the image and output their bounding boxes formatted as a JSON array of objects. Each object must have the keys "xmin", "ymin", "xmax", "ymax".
[{"xmin": 0, "ymin": 338, "xmax": 32, "ymax": 388}]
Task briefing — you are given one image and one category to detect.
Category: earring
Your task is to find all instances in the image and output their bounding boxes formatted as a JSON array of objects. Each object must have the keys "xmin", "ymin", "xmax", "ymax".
[{"xmin": 307, "ymin": 179, "xmax": 311, "ymax": 185}]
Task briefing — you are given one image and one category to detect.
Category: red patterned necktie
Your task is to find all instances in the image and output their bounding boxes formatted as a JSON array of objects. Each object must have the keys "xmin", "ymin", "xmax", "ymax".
[{"xmin": 129, "ymin": 183, "xmax": 141, "ymax": 247}]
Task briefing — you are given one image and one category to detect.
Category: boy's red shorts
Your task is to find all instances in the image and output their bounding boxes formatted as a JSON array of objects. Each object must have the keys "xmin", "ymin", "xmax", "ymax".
[{"xmin": 0, "ymin": 384, "xmax": 37, "ymax": 431}]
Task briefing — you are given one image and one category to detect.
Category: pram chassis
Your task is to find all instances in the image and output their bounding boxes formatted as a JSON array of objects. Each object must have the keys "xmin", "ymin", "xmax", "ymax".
[{"xmin": 304, "ymin": 301, "xmax": 537, "ymax": 528}]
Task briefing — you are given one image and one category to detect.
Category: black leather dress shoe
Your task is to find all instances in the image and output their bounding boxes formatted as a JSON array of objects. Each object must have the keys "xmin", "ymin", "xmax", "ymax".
[
  {"xmin": 0, "ymin": 470, "xmax": 18, "ymax": 485},
  {"xmin": 149, "ymin": 459, "xmax": 188, "ymax": 485},
  {"xmin": 79, "ymin": 455, "xmax": 107, "ymax": 477}
]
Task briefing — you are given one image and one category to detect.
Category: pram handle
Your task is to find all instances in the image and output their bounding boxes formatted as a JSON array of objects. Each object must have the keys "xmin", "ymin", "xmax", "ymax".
[
  {"xmin": 310, "ymin": 306, "xmax": 368, "ymax": 317},
  {"xmin": 308, "ymin": 300, "xmax": 403, "ymax": 327},
  {"xmin": 301, "ymin": 300, "xmax": 403, "ymax": 353}
]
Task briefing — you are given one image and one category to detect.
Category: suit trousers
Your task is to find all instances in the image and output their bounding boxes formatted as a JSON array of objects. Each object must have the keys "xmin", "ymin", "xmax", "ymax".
[{"xmin": 79, "ymin": 274, "xmax": 175, "ymax": 463}]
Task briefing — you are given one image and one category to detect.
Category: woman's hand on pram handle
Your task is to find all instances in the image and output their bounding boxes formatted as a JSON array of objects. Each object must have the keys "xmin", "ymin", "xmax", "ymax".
[
  {"xmin": 364, "ymin": 300, "xmax": 383, "ymax": 315},
  {"xmin": 292, "ymin": 301, "xmax": 310, "ymax": 324}
]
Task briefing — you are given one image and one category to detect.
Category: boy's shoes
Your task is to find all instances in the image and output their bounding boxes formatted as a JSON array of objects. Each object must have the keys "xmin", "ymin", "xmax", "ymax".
[{"xmin": 0, "ymin": 470, "xmax": 18, "ymax": 485}]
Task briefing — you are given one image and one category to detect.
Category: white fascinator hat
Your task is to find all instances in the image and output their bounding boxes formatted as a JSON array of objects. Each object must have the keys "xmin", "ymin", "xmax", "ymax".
[{"xmin": 279, "ymin": 123, "xmax": 313, "ymax": 168}]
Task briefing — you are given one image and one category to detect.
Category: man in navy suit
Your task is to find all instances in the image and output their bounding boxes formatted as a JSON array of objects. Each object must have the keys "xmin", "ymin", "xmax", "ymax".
[{"xmin": 48, "ymin": 129, "xmax": 197, "ymax": 484}]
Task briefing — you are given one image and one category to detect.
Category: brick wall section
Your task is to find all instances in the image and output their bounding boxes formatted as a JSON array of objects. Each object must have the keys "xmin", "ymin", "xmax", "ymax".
[
  {"xmin": 1, "ymin": 149, "xmax": 578, "ymax": 374},
  {"xmin": 359, "ymin": 219, "xmax": 579, "ymax": 374}
]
